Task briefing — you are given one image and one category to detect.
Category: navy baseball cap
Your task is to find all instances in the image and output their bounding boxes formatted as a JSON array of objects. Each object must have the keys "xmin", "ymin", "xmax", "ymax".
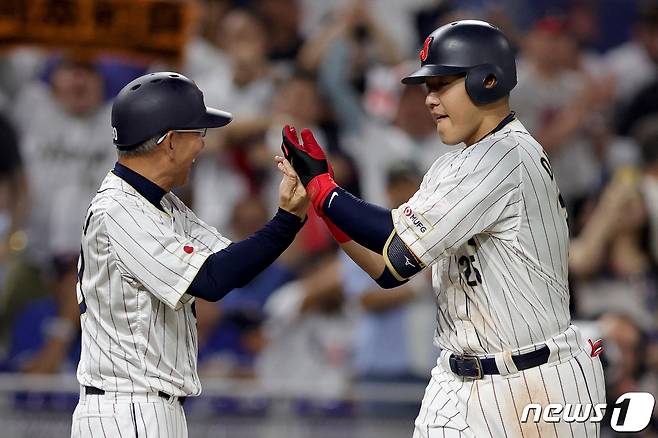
[{"xmin": 111, "ymin": 72, "xmax": 232, "ymax": 150}]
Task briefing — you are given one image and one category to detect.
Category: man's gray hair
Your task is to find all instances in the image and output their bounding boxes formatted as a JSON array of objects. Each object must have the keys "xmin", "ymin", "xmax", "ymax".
[{"xmin": 116, "ymin": 134, "xmax": 162, "ymax": 158}]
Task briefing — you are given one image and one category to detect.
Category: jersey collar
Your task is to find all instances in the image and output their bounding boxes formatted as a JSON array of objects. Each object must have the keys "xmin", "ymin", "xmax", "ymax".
[
  {"xmin": 475, "ymin": 111, "xmax": 516, "ymax": 143},
  {"xmin": 112, "ymin": 162, "xmax": 167, "ymax": 212}
]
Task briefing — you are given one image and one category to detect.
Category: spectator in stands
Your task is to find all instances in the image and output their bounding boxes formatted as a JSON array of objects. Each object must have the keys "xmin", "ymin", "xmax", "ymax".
[
  {"xmin": 613, "ymin": 5, "xmax": 658, "ymax": 138},
  {"xmin": 0, "ymin": 48, "xmax": 44, "ymax": 110},
  {"xmin": 638, "ymin": 116, "xmax": 658, "ymax": 267},
  {"xmin": 262, "ymin": 70, "xmax": 350, "ymax": 257},
  {"xmin": 413, "ymin": 1, "xmax": 458, "ymax": 49},
  {"xmin": 0, "ymin": 112, "xmax": 28, "ymax": 342},
  {"xmin": 0, "ymin": 112, "xmax": 28, "ymax": 260},
  {"xmin": 256, "ymin": 253, "xmax": 351, "ymax": 400},
  {"xmin": 196, "ymin": 9, "xmax": 274, "ymax": 117},
  {"xmin": 305, "ymin": 0, "xmax": 433, "ymax": 58},
  {"xmin": 299, "ymin": 0, "xmax": 403, "ymax": 83},
  {"xmin": 636, "ymin": 118, "xmax": 658, "ymax": 356},
  {"xmin": 182, "ymin": 0, "xmax": 232, "ymax": 80},
  {"xmin": 604, "ymin": 1, "xmax": 658, "ymax": 108},
  {"xmin": 512, "ymin": 16, "xmax": 624, "ymax": 222},
  {"xmin": 617, "ymin": 73, "xmax": 658, "ymax": 137},
  {"xmin": 3, "ymin": 254, "xmax": 80, "ymax": 374},
  {"xmin": 597, "ymin": 313, "xmax": 658, "ymax": 435},
  {"xmin": 3, "ymin": 55, "xmax": 111, "ymax": 371},
  {"xmin": 10, "ymin": 53, "xmax": 114, "ymax": 262},
  {"xmin": 343, "ymin": 162, "xmax": 436, "ymax": 388},
  {"xmin": 197, "ymin": 196, "xmax": 295, "ymax": 378},
  {"xmin": 192, "ymin": 9, "xmax": 274, "ymax": 230},
  {"xmin": 263, "ymin": 70, "xmax": 332, "ymax": 198},
  {"xmin": 254, "ymin": 0, "xmax": 304, "ymax": 66},
  {"xmin": 269, "ymin": 70, "xmax": 325, "ymax": 139},
  {"xmin": 569, "ymin": 166, "xmax": 657, "ymax": 331}
]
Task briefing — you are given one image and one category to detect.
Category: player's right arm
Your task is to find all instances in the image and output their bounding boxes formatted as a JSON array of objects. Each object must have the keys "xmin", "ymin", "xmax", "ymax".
[
  {"xmin": 339, "ymin": 241, "xmax": 386, "ymax": 279},
  {"xmin": 281, "ymin": 126, "xmax": 425, "ymax": 288},
  {"xmin": 282, "ymin": 125, "xmax": 522, "ymax": 287}
]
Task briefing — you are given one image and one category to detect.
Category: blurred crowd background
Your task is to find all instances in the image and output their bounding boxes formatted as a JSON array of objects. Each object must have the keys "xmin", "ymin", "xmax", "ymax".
[{"xmin": 0, "ymin": 0, "xmax": 658, "ymax": 436}]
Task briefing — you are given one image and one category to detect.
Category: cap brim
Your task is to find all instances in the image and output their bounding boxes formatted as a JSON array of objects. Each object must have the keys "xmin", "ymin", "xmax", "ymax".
[
  {"xmin": 401, "ymin": 65, "xmax": 468, "ymax": 84},
  {"xmin": 189, "ymin": 107, "xmax": 233, "ymax": 128}
]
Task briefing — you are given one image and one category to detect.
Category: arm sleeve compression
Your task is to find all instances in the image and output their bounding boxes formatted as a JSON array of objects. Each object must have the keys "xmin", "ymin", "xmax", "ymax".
[{"xmin": 187, "ymin": 208, "xmax": 304, "ymax": 301}]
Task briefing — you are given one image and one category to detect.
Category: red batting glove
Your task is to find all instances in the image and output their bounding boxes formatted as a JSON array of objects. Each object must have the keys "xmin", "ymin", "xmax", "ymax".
[
  {"xmin": 281, "ymin": 125, "xmax": 351, "ymax": 243},
  {"xmin": 281, "ymin": 125, "xmax": 336, "ymax": 212}
]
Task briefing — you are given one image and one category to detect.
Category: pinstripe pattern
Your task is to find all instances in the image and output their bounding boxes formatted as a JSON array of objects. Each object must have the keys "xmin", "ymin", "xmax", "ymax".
[
  {"xmin": 71, "ymin": 392, "xmax": 187, "ymax": 437},
  {"xmin": 412, "ymin": 327, "xmax": 605, "ymax": 438},
  {"xmin": 393, "ymin": 120, "xmax": 570, "ymax": 355},
  {"xmin": 73, "ymin": 171, "xmax": 232, "ymax": 437},
  {"xmin": 394, "ymin": 120, "xmax": 603, "ymax": 436}
]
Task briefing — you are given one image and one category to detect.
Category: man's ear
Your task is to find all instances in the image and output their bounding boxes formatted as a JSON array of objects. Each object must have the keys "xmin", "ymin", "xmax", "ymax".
[{"xmin": 162, "ymin": 132, "xmax": 176, "ymax": 159}]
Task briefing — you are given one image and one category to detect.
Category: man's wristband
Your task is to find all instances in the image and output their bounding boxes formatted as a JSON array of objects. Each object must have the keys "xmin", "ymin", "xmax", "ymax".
[{"xmin": 306, "ymin": 173, "xmax": 338, "ymax": 213}]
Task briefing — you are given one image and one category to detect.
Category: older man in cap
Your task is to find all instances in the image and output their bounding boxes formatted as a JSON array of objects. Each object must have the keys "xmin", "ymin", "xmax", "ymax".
[{"xmin": 70, "ymin": 72, "xmax": 308, "ymax": 437}]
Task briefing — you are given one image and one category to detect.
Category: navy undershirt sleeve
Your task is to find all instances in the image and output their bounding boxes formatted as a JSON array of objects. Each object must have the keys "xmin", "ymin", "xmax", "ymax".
[
  {"xmin": 187, "ymin": 208, "xmax": 304, "ymax": 302},
  {"xmin": 321, "ymin": 187, "xmax": 406, "ymax": 288},
  {"xmin": 322, "ymin": 187, "xmax": 394, "ymax": 253}
]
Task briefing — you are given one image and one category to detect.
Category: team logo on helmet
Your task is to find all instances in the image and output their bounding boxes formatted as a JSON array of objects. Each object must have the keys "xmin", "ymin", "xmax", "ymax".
[{"xmin": 419, "ymin": 36, "xmax": 433, "ymax": 62}]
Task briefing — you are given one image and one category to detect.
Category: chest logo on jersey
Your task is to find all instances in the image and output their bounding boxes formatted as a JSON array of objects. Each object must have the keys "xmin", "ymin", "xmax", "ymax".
[
  {"xmin": 184, "ymin": 245, "xmax": 194, "ymax": 254},
  {"xmin": 403, "ymin": 206, "xmax": 432, "ymax": 234}
]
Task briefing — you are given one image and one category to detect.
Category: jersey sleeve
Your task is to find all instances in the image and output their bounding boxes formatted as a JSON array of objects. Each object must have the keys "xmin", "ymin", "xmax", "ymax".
[
  {"xmin": 103, "ymin": 200, "xmax": 213, "ymax": 310},
  {"xmin": 392, "ymin": 141, "xmax": 522, "ymax": 266}
]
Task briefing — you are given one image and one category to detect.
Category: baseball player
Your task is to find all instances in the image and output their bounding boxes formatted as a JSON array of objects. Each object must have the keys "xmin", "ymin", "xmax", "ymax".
[
  {"xmin": 282, "ymin": 21, "xmax": 605, "ymax": 437},
  {"xmin": 70, "ymin": 72, "xmax": 308, "ymax": 437}
]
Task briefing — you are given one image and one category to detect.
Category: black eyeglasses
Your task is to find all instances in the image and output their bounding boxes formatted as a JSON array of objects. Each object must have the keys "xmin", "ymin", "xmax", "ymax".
[{"xmin": 156, "ymin": 128, "xmax": 207, "ymax": 145}]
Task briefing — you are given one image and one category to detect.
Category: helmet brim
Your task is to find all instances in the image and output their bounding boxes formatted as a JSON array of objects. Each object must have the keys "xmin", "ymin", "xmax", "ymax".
[
  {"xmin": 187, "ymin": 107, "xmax": 233, "ymax": 129},
  {"xmin": 401, "ymin": 64, "xmax": 468, "ymax": 84}
]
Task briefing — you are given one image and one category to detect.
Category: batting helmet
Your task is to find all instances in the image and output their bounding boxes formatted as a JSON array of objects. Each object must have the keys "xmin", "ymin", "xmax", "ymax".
[
  {"xmin": 402, "ymin": 20, "xmax": 517, "ymax": 105},
  {"xmin": 111, "ymin": 72, "xmax": 232, "ymax": 150}
]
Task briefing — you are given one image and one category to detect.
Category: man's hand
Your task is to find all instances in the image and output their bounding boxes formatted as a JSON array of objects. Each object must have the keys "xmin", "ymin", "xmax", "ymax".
[
  {"xmin": 281, "ymin": 125, "xmax": 350, "ymax": 243},
  {"xmin": 275, "ymin": 155, "xmax": 309, "ymax": 219},
  {"xmin": 281, "ymin": 125, "xmax": 337, "ymax": 211}
]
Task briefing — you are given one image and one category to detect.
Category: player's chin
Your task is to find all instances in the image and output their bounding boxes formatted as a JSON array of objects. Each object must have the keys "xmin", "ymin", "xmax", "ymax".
[{"xmin": 436, "ymin": 126, "xmax": 462, "ymax": 146}]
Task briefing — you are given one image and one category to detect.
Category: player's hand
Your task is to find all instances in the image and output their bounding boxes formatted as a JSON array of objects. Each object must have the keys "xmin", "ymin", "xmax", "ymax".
[
  {"xmin": 275, "ymin": 155, "xmax": 309, "ymax": 220},
  {"xmin": 281, "ymin": 125, "xmax": 331, "ymax": 186},
  {"xmin": 281, "ymin": 125, "xmax": 338, "ymax": 212}
]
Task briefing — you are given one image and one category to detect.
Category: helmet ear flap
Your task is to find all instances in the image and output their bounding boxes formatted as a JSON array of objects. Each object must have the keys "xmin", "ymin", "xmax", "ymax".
[{"xmin": 465, "ymin": 64, "xmax": 507, "ymax": 105}]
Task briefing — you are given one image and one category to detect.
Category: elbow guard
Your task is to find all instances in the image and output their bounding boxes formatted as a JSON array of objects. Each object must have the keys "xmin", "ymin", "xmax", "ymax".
[
  {"xmin": 382, "ymin": 231, "xmax": 425, "ymax": 281},
  {"xmin": 375, "ymin": 267, "xmax": 408, "ymax": 289}
]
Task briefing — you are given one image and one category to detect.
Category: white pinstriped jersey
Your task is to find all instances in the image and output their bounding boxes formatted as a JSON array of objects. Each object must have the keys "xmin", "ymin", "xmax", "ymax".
[
  {"xmin": 75, "ymin": 170, "xmax": 231, "ymax": 397},
  {"xmin": 393, "ymin": 119, "xmax": 570, "ymax": 355}
]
